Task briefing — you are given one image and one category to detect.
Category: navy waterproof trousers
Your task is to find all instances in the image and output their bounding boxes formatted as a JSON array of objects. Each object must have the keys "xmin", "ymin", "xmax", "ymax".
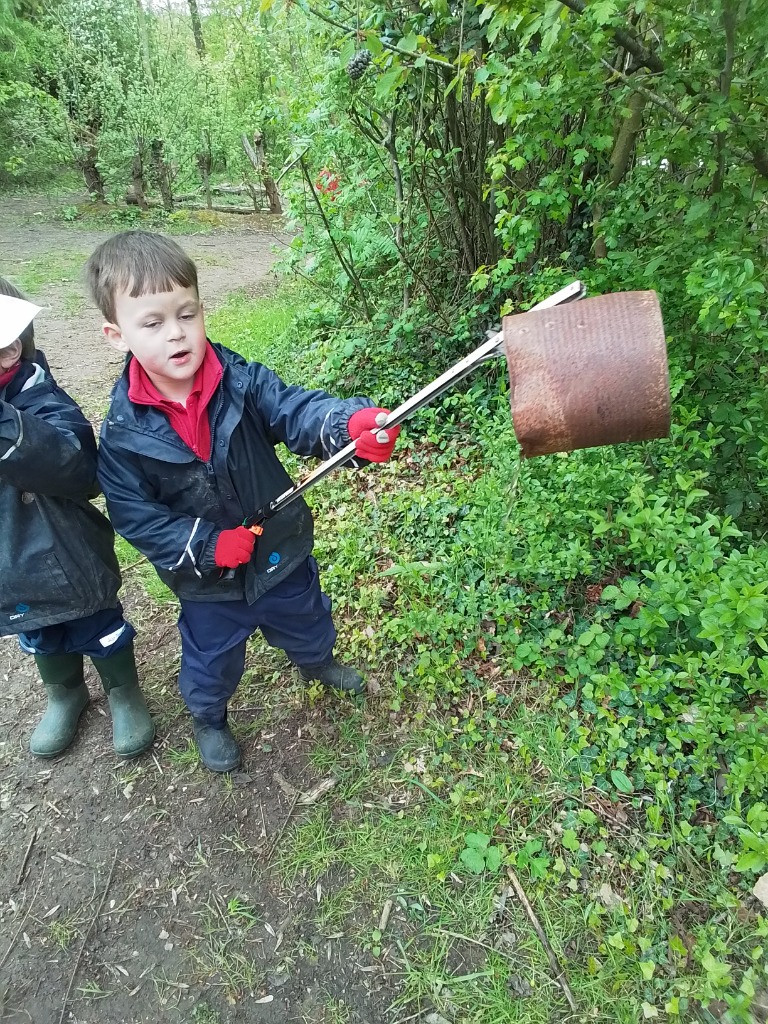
[
  {"xmin": 18, "ymin": 604, "xmax": 136, "ymax": 659},
  {"xmin": 177, "ymin": 557, "xmax": 336, "ymax": 725}
]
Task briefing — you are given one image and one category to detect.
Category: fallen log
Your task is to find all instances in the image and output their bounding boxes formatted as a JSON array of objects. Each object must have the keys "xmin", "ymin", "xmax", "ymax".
[{"xmin": 123, "ymin": 196, "xmax": 271, "ymax": 215}]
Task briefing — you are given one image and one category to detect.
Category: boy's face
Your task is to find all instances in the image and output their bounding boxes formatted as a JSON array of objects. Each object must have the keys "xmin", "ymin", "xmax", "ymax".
[
  {"xmin": 0, "ymin": 339, "xmax": 22, "ymax": 373},
  {"xmin": 103, "ymin": 285, "xmax": 207, "ymax": 402}
]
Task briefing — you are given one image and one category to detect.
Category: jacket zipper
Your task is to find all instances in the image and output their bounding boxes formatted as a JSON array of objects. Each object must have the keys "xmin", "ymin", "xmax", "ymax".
[{"xmin": 203, "ymin": 387, "xmax": 225, "ymax": 477}]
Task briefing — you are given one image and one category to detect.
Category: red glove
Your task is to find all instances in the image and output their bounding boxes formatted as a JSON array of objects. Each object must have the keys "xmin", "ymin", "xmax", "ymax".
[
  {"xmin": 348, "ymin": 407, "xmax": 401, "ymax": 463},
  {"xmin": 214, "ymin": 526, "xmax": 256, "ymax": 569}
]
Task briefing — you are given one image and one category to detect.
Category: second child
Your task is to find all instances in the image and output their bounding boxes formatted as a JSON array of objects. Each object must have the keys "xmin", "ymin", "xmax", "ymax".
[
  {"xmin": 87, "ymin": 231, "xmax": 400, "ymax": 772},
  {"xmin": 0, "ymin": 278, "xmax": 154, "ymax": 759}
]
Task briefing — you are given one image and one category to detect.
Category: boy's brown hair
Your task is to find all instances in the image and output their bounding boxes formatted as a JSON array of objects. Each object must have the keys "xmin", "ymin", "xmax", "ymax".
[
  {"xmin": 0, "ymin": 277, "xmax": 36, "ymax": 359},
  {"xmin": 85, "ymin": 230, "xmax": 199, "ymax": 323}
]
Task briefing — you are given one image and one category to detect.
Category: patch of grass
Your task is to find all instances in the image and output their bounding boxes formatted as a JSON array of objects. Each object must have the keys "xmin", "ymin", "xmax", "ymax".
[
  {"xmin": 276, "ymin": 711, "xmax": 763, "ymax": 1021},
  {"xmin": 166, "ymin": 740, "xmax": 200, "ymax": 768},
  {"xmin": 205, "ymin": 287, "xmax": 305, "ymax": 380},
  {"xmin": 75, "ymin": 980, "xmax": 113, "ymax": 1000},
  {"xmin": 114, "ymin": 535, "xmax": 176, "ymax": 605},
  {"xmin": 115, "ymin": 277, "xmax": 767, "ymax": 1020},
  {"xmin": 190, "ymin": 1003, "xmax": 222, "ymax": 1024},
  {"xmin": 6, "ymin": 251, "xmax": 90, "ymax": 299},
  {"xmin": 46, "ymin": 198, "xmax": 280, "ymax": 235},
  {"xmin": 314, "ymin": 879, "xmax": 366, "ymax": 934},
  {"xmin": 58, "ymin": 289, "xmax": 86, "ymax": 316},
  {"xmin": 47, "ymin": 918, "xmax": 79, "ymax": 949},
  {"xmin": 319, "ymin": 999, "xmax": 352, "ymax": 1024},
  {"xmin": 114, "ymin": 763, "xmax": 145, "ymax": 791},
  {"xmin": 1, "ymin": 171, "xmax": 82, "ymax": 197},
  {"xmin": 187, "ymin": 893, "xmax": 264, "ymax": 999},
  {"xmin": 279, "ymin": 808, "xmax": 340, "ymax": 885}
]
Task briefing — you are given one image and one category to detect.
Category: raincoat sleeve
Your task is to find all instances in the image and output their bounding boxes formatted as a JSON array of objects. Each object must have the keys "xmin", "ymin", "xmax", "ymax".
[{"xmin": 244, "ymin": 361, "xmax": 374, "ymax": 463}]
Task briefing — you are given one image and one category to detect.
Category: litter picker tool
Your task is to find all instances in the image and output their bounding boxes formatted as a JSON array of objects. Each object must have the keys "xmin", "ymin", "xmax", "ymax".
[{"xmin": 233, "ymin": 282, "xmax": 669, "ymax": 555}]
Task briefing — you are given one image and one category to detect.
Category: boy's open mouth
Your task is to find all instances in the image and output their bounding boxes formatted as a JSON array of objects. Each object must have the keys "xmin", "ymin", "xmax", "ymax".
[{"xmin": 169, "ymin": 349, "xmax": 191, "ymax": 363}]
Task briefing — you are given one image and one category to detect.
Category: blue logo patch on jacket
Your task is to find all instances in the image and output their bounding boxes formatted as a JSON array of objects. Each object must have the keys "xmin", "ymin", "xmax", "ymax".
[{"xmin": 269, "ymin": 552, "xmax": 281, "ymax": 565}]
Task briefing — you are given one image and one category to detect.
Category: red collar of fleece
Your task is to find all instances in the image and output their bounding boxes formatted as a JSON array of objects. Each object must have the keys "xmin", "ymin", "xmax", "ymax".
[
  {"xmin": 128, "ymin": 343, "xmax": 223, "ymax": 461},
  {"xmin": 0, "ymin": 361, "xmax": 22, "ymax": 391}
]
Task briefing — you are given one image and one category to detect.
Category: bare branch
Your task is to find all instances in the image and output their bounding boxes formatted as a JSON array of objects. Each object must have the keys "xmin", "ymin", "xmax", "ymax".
[{"xmin": 558, "ymin": 0, "xmax": 664, "ymax": 74}]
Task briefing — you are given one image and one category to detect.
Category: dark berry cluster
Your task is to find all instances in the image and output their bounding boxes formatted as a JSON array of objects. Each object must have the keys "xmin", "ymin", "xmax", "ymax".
[{"xmin": 346, "ymin": 49, "xmax": 372, "ymax": 79}]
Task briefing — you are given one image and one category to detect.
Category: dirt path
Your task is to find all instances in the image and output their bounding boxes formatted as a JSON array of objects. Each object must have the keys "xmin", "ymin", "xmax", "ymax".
[
  {"xmin": 0, "ymin": 199, "xmax": 387, "ymax": 1024},
  {"xmin": 0, "ymin": 192, "xmax": 289, "ymax": 414}
]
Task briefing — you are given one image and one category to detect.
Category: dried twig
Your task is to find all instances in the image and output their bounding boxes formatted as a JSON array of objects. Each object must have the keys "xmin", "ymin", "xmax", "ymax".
[
  {"xmin": 264, "ymin": 792, "xmax": 300, "ymax": 864},
  {"xmin": 58, "ymin": 850, "xmax": 118, "ymax": 1024},
  {"xmin": 428, "ymin": 927, "xmax": 515, "ymax": 960},
  {"xmin": 273, "ymin": 771, "xmax": 298, "ymax": 799},
  {"xmin": 299, "ymin": 777, "xmax": 337, "ymax": 805},
  {"xmin": 121, "ymin": 554, "xmax": 148, "ymax": 573},
  {"xmin": 507, "ymin": 869, "xmax": 577, "ymax": 1012},
  {"xmin": 16, "ymin": 829, "xmax": 38, "ymax": 886},
  {"xmin": 0, "ymin": 857, "xmax": 47, "ymax": 969},
  {"xmin": 378, "ymin": 899, "xmax": 393, "ymax": 934}
]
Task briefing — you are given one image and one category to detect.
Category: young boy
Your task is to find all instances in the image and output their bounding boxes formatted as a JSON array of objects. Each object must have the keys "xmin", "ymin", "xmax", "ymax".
[
  {"xmin": 0, "ymin": 279, "xmax": 154, "ymax": 759},
  {"xmin": 88, "ymin": 231, "xmax": 400, "ymax": 773}
]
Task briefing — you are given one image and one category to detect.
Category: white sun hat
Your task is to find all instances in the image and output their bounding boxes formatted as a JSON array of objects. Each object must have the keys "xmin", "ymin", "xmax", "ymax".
[{"xmin": 0, "ymin": 295, "xmax": 42, "ymax": 351}]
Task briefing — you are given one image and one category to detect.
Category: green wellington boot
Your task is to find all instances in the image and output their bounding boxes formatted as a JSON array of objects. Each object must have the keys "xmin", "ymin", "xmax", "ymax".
[
  {"xmin": 30, "ymin": 652, "xmax": 90, "ymax": 757},
  {"xmin": 92, "ymin": 643, "xmax": 155, "ymax": 758}
]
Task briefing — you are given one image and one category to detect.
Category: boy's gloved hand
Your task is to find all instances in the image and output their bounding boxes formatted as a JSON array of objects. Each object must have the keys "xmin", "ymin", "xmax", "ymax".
[
  {"xmin": 348, "ymin": 407, "xmax": 400, "ymax": 463},
  {"xmin": 214, "ymin": 526, "xmax": 256, "ymax": 569}
]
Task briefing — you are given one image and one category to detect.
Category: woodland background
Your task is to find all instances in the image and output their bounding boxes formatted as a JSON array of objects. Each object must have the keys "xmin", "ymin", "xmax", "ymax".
[{"xmin": 1, "ymin": 0, "xmax": 767, "ymax": 1019}]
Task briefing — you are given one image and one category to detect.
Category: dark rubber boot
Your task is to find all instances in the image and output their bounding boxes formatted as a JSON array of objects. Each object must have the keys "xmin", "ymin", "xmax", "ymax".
[
  {"xmin": 298, "ymin": 656, "xmax": 366, "ymax": 694},
  {"xmin": 193, "ymin": 718, "xmax": 241, "ymax": 773},
  {"xmin": 30, "ymin": 653, "xmax": 89, "ymax": 757},
  {"xmin": 92, "ymin": 643, "xmax": 154, "ymax": 758}
]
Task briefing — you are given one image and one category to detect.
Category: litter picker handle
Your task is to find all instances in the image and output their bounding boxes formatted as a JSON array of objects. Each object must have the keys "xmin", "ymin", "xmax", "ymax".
[
  {"xmin": 257, "ymin": 279, "xmax": 585, "ymax": 520},
  {"xmin": 221, "ymin": 279, "xmax": 585, "ymax": 580}
]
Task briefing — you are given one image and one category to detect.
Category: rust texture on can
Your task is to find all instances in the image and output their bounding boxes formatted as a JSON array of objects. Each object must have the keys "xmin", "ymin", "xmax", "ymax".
[{"xmin": 503, "ymin": 290, "xmax": 670, "ymax": 457}]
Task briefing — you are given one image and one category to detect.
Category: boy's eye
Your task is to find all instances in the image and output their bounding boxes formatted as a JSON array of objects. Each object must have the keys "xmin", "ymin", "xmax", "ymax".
[{"xmin": 144, "ymin": 321, "xmax": 160, "ymax": 329}]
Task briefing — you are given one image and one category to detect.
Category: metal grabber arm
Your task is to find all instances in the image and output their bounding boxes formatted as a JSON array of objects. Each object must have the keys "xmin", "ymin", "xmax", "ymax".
[{"xmin": 226, "ymin": 280, "xmax": 585, "ymax": 571}]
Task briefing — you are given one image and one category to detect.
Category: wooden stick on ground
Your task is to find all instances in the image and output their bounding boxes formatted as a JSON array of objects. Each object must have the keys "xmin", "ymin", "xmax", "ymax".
[
  {"xmin": 265, "ymin": 792, "xmax": 300, "ymax": 865},
  {"xmin": 0, "ymin": 856, "xmax": 47, "ymax": 970},
  {"xmin": 58, "ymin": 850, "xmax": 118, "ymax": 1024},
  {"xmin": 17, "ymin": 828, "xmax": 38, "ymax": 885},
  {"xmin": 507, "ymin": 868, "xmax": 578, "ymax": 1012}
]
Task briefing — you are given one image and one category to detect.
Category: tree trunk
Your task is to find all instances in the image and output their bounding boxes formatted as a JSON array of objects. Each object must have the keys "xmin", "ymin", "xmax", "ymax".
[
  {"xmin": 131, "ymin": 148, "xmax": 148, "ymax": 210},
  {"xmin": 150, "ymin": 139, "xmax": 174, "ymax": 212},
  {"xmin": 382, "ymin": 113, "xmax": 410, "ymax": 311},
  {"xmin": 243, "ymin": 180, "xmax": 261, "ymax": 211},
  {"xmin": 711, "ymin": 0, "xmax": 736, "ymax": 193},
  {"xmin": 241, "ymin": 131, "xmax": 283, "ymax": 214},
  {"xmin": 80, "ymin": 145, "xmax": 105, "ymax": 200},
  {"xmin": 594, "ymin": 89, "xmax": 647, "ymax": 258},
  {"xmin": 187, "ymin": 0, "xmax": 206, "ymax": 58},
  {"xmin": 134, "ymin": 0, "xmax": 154, "ymax": 86},
  {"xmin": 197, "ymin": 150, "xmax": 212, "ymax": 209}
]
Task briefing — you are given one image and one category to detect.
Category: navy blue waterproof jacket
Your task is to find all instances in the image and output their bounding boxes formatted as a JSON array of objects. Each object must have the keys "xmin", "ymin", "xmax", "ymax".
[
  {"xmin": 98, "ymin": 342, "xmax": 373, "ymax": 604},
  {"xmin": 0, "ymin": 356, "xmax": 121, "ymax": 636}
]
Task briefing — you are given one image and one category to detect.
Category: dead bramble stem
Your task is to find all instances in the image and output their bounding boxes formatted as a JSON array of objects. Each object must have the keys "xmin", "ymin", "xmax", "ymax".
[{"xmin": 58, "ymin": 849, "xmax": 119, "ymax": 1024}]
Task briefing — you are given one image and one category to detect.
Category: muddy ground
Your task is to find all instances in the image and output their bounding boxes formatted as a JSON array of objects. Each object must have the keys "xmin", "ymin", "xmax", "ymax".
[{"xmin": 0, "ymin": 196, "xmax": 396, "ymax": 1024}]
